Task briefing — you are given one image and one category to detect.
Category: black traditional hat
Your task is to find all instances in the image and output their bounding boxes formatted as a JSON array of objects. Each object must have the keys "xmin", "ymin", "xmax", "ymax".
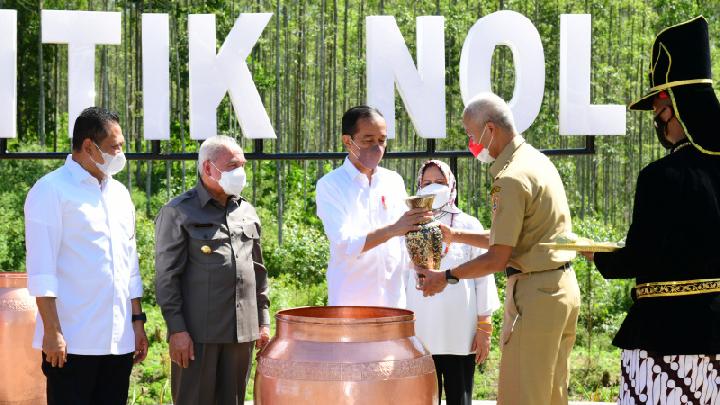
[{"xmin": 630, "ymin": 16, "xmax": 720, "ymax": 155}]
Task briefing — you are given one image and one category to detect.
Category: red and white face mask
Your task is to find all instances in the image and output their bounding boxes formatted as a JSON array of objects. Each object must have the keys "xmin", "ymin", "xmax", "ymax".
[{"xmin": 468, "ymin": 125, "xmax": 495, "ymax": 164}]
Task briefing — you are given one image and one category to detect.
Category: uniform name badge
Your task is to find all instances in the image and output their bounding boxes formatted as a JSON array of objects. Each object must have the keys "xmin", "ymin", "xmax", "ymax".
[{"xmin": 490, "ymin": 186, "xmax": 501, "ymax": 217}]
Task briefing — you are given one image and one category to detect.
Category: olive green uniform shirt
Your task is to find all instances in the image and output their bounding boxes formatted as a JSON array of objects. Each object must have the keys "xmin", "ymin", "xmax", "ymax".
[
  {"xmin": 489, "ymin": 136, "xmax": 576, "ymax": 272},
  {"xmin": 155, "ymin": 182, "xmax": 270, "ymax": 343}
]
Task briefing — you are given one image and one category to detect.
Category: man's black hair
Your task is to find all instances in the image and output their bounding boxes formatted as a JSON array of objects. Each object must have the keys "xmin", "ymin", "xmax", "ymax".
[
  {"xmin": 341, "ymin": 106, "xmax": 384, "ymax": 137},
  {"xmin": 71, "ymin": 107, "xmax": 121, "ymax": 152}
]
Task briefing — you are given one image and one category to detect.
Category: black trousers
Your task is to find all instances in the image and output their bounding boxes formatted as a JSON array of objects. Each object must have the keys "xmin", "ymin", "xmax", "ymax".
[
  {"xmin": 433, "ymin": 354, "xmax": 476, "ymax": 405},
  {"xmin": 41, "ymin": 352, "xmax": 134, "ymax": 405}
]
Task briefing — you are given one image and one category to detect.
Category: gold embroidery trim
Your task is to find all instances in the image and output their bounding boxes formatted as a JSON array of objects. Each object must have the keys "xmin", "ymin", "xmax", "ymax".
[
  {"xmin": 668, "ymin": 88, "xmax": 720, "ymax": 156},
  {"xmin": 672, "ymin": 142, "xmax": 692, "ymax": 153},
  {"xmin": 635, "ymin": 278, "xmax": 720, "ymax": 299},
  {"xmin": 649, "ymin": 79, "xmax": 713, "ymax": 92}
]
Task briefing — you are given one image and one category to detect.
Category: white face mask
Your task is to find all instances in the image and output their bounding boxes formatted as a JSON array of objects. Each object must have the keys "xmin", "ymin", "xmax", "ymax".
[
  {"xmin": 476, "ymin": 146, "xmax": 495, "ymax": 164},
  {"xmin": 468, "ymin": 125, "xmax": 496, "ymax": 164},
  {"xmin": 93, "ymin": 143, "xmax": 126, "ymax": 176},
  {"xmin": 212, "ymin": 163, "xmax": 247, "ymax": 196},
  {"xmin": 417, "ymin": 183, "xmax": 452, "ymax": 210}
]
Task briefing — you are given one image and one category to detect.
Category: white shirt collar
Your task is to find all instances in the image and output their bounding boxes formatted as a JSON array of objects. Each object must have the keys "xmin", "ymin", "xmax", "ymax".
[
  {"xmin": 341, "ymin": 157, "xmax": 382, "ymax": 186},
  {"xmin": 341, "ymin": 157, "xmax": 364, "ymax": 181},
  {"xmin": 64, "ymin": 154, "xmax": 106, "ymax": 187}
]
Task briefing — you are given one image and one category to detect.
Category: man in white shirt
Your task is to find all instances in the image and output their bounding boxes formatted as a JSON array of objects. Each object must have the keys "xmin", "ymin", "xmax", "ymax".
[
  {"xmin": 24, "ymin": 107, "xmax": 148, "ymax": 405},
  {"xmin": 315, "ymin": 106, "xmax": 431, "ymax": 308}
]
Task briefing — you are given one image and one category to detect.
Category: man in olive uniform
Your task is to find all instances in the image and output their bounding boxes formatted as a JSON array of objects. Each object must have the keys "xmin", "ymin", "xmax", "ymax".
[
  {"xmin": 155, "ymin": 135, "xmax": 270, "ymax": 405},
  {"xmin": 418, "ymin": 92, "xmax": 581, "ymax": 405},
  {"xmin": 582, "ymin": 17, "xmax": 720, "ymax": 403}
]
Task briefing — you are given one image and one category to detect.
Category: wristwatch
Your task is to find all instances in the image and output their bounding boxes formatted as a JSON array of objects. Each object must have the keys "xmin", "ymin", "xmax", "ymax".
[
  {"xmin": 131, "ymin": 312, "xmax": 147, "ymax": 323},
  {"xmin": 445, "ymin": 269, "xmax": 459, "ymax": 284}
]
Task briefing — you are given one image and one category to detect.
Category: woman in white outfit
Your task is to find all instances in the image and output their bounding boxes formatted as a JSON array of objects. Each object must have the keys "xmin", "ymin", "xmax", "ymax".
[{"xmin": 406, "ymin": 160, "xmax": 501, "ymax": 405}]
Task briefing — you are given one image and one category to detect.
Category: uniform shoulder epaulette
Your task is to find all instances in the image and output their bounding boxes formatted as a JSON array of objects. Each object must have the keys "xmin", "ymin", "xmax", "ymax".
[
  {"xmin": 166, "ymin": 188, "xmax": 196, "ymax": 208},
  {"xmin": 494, "ymin": 160, "xmax": 513, "ymax": 180}
]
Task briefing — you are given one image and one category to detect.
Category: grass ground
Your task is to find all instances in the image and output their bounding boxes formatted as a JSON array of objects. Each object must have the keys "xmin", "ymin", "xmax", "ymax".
[{"xmin": 470, "ymin": 336, "xmax": 619, "ymax": 402}]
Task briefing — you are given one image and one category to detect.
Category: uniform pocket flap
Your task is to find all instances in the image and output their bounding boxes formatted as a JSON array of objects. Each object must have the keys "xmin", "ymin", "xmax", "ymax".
[
  {"xmin": 242, "ymin": 222, "xmax": 260, "ymax": 240},
  {"xmin": 187, "ymin": 224, "xmax": 227, "ymax": 241}
]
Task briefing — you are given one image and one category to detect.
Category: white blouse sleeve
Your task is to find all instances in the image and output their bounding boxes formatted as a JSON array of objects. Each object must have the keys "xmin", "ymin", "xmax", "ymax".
[{"xmin": 460, "ymin": 215, "xmax": 502, "ymax": 316}]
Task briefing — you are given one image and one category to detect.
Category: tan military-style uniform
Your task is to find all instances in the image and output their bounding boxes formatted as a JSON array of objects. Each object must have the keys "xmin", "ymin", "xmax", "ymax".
[
  {"xmin": 155, "ymin": 182, "xmax": 270, "ymax": 405},
  {"xmin": 489, "ymin": 136, "xmax": 581, "ymax": 405}
]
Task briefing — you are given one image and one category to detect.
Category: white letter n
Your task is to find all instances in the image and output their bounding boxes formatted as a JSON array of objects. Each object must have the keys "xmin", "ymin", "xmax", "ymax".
[{"xmin": 366, "ymin": 16, "xmax": 445, "ymax": 139}]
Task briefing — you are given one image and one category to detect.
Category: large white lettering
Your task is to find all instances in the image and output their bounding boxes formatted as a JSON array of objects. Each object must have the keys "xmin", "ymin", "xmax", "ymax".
[
  {"xmin": 0, "ymin": 10, "xmax": 16, "ymax": 139},
  {"xmin": 366, "ymin": 16, "xmax": 445, "ymax": 139},
  {"xmin": 142, "ymin": 13, "xmax": 170, "ymax": 140},
  {"xmin": 189, "ymin": 13, "xmax": 275, "ymax": 140},
  {"xmin": 42, "ymin": 10, "xmax": 121, "ymax": 137},
  {"xmin": 459, "ymin": 10, "xmax": 545, "ymax": 134},
  {"xmin": 559, "ymin": 14, "xmax": 625, "ymax": 135},
  {"xmin": 0, "ymin": 10, "xmax": 627, "ymax": 142}
]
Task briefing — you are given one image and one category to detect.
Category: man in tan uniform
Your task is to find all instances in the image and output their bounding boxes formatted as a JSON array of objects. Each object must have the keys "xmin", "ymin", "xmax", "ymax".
[{"xmin": 418, "ymin": 92, "xmax": 581, "ymax": 405}]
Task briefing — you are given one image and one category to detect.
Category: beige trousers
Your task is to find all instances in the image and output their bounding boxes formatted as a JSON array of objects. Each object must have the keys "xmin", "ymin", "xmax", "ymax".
[{"xmin": 497, "ymin": 268, "xmax": 581, "ymax": 405}]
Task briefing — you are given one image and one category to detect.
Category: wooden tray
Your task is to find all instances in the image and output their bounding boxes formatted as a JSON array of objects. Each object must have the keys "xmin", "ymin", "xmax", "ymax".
[{"xmin": 539, "ymin": 242, "xmax": 621, "ymax": 253}]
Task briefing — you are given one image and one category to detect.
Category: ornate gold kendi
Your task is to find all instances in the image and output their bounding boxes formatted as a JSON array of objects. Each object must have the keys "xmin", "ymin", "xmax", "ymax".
[
  {"xmin": 0, "ymin": 273, "xmax": 46, "ymax": 404},
  {"xmin": 404, "ymin": 195, "xmax": 443, "ymax": 288},
  {"xmin": 635, "ymin": 278, "xmax": 720, "ymax": 299},
  {"xmin": 254, "ymin": 306, "xmax": 438, "ymax": 404},
  {"xmin": 405, "ymin": 195, "xmax": 435, "ymax": 223}
]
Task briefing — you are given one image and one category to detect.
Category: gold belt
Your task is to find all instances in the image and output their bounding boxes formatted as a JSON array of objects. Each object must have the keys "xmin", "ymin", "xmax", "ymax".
[{"xmin": 635, "ymin": 278, "xmax": 720, "ymax": 299}]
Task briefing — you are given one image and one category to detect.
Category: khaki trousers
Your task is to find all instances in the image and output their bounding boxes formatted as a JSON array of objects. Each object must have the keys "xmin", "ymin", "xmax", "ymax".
[
  {"xmin": 497, "ymin": 268, "xmax": 581, "ymax": 405},
  {"xmin": 171, "ymin": 341, "xmax": 254, "ymax": 405}
]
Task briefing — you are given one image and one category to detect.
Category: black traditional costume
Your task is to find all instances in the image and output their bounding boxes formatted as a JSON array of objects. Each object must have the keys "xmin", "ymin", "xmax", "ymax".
[{"xmin": 594, "ymin": 16, "xmax": 720, "ymax": 404}]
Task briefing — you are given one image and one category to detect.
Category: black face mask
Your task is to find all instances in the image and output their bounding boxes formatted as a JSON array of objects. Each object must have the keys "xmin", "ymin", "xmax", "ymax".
[{"xmin": 653, "ymin": 107, "xmax": 676, "ymax": 150}]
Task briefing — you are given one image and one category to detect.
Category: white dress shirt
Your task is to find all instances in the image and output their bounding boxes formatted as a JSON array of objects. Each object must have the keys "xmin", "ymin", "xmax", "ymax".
[
  {"xmin": 406, "ymin": 211, "xmax": 501, "ymax": 355},
  {"xmin": 316, "ymin": 158, "xmax": 409, "ymax": 308},
  {"xmin": 24, "ymin": 155, "xmax": 142, "ymax": 355}
]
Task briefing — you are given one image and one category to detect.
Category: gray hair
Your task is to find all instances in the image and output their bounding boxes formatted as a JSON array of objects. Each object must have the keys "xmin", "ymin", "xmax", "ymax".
[
  {"xmin": 463, "ymin": 92, "xmax": 516, "ymax": 133},
  {"xmin": 197, "ymin": 135, "xmax": 242, "ymax": 173}
]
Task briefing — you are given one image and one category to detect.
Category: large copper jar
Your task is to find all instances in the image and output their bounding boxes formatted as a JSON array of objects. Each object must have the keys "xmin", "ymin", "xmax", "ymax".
[
  {"xmin": 254, "ymin": 306, "xmax": 438, "ymax": 404},
  {"xmin": 0, "ymin": 273, "xmax": 46, "ymax": 405}
]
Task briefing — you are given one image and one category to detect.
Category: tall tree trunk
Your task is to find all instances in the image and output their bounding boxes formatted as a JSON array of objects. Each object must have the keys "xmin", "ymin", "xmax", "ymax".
[
  {"xmin": 53, "ymin": 46, "xmax": 59, "ymax": 152},
  {"xmin": 123, "ymin": 1, "xmax": 132, "ymax": 189},
  {"xmin": 275, "ymin": 0, "xmax": 283, "ymax": 245},
  {"xmin": 342, "ymin": 0, "xmax": 349, "ymax": 115},
  {"xmin": 331, "ymin": 0, "xmax": 338, "ymax": 155},
  {"xmin": 38, "ymin": 0, "xmax": 45, "ymax": 146}
]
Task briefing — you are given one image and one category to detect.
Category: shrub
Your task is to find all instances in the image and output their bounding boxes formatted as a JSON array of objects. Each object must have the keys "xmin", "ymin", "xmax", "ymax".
[{"xmin": 263, "ymin": 224, "xmax": 330, "ymax": 286}]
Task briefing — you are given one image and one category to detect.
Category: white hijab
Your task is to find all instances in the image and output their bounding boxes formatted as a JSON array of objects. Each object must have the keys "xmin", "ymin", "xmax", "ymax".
[{"xmin": 416, "ymin": 159, "xmax": 462, "ymax": 215}]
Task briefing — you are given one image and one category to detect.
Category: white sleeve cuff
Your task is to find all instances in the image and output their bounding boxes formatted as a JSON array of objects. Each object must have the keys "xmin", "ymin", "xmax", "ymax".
[
  {"xmin": 129, "ymin": 275, "xmax": 143, "ymax": 299},
  {"xmin": 28, "ymin": 274, "xmax": 58, "ymax": 297},
  {"xmin": 474, "ymin": 276, "xmax": 501, "ymax": 315}
]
